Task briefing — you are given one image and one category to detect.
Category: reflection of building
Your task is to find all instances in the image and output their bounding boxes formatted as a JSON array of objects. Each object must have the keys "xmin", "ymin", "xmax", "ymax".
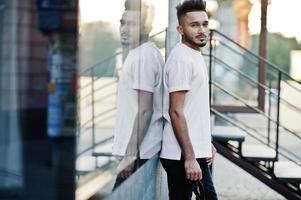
[
  {"xmin": 0, "ymin": 0, "xmax": 48, "ymax": 192},
  {"xmin": 232, "ymin": 0, "xmax": 252, "ymax": 48},
  {"xmin": 0, "ymin": 0, "xmax": 77, "ymax": 199}
]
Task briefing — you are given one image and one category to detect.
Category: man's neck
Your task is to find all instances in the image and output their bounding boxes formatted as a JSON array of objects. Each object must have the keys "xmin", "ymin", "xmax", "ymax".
[
  {"xmin": 181, "ymin": 38, "xmax": 201, "ymax": 52},
  {"xmin": 122, "ymin": 47, "xmax": 130, "ymax": 61}
]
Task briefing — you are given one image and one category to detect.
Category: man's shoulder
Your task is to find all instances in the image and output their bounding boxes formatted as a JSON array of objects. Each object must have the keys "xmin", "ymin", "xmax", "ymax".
[
  {"xmin": 138, "ymin": 42, "xmax": 160, "ymax": 54},
  {"xmin": 166, "ymin": 44, "xmax": 190, "ymax": 66},
  {"xmin": 134, "ymin": 42, "xmax": 163, "ymax": 61}
]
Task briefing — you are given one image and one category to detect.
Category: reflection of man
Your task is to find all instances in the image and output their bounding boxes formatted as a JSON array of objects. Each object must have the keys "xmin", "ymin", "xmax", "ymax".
[
  {"xmin": 160, "ymin": 0, "xmax": 218, "ymax": 199},
  {"xmin": 112, "ymin": 0, "xmax": 164, "ymax": 187}
]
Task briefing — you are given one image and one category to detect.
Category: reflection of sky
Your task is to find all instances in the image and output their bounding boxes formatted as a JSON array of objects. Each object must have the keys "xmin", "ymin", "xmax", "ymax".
[
  {"xmin": 80, "ymin": 0, "xmax": 301, "ymax": 42},
  {"xmin": 79, "ymin": 0, "xmax": 168, "ymax": 35},
  {"xmin": 249, "ymin": 0, "xmax": 301, "ymax": 42}
]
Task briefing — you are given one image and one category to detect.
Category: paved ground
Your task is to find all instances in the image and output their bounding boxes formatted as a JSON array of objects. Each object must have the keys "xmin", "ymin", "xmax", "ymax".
[{"xmin": 213, "ymin": 154, "xmax": 286, "ymax": 200}]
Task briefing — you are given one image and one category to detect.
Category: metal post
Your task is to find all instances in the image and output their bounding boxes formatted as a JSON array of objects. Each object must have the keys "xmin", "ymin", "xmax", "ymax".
[
  {"xmin": 166, "ymin": 0, "xmax": 180, "ymax": 56},
  {"xmin": 275, "ymin": 71, "xmax": 281, "ymax": 161},
  {"xmin": 258, "ymin": 0, "xmax": 268, "ymax": 111},
  {"xmin": 267, "ymin": 80, "xmax": 272, "ymax": 146}
]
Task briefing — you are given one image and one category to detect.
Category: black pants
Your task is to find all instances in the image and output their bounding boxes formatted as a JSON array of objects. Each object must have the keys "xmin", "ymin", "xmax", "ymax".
[{"xmin": 160, "ymin": 157, "xmax": 218, "ymax": 200}]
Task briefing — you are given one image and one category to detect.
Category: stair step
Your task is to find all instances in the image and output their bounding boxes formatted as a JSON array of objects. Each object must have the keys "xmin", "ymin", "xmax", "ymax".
[
  {"xmin": 242, "ymin": 144, "xmax": 277, "ymax": 161},
  {"xmin": 92, "ymin": 141, "xmax": 113, "ymax": 157},
  {"xmin": 76, "ymin": 154, "xmax": 112, "ymax": 174},
  {"xmin": 274, "ymin": 161, "xmax": 301, "ymax": 183},
  {"xmin": 212, "ymin": 126, "xmax": 246, "ymax": 142},
  {"xmin": 76, "ymin": 155, "xmax": 97, "ymax": 173}
]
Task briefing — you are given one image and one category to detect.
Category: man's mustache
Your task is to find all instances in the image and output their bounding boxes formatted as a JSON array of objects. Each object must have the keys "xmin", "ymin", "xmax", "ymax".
[{"xmin": 196, "ymin": 34, "xmax": 208, "ymax": 38}]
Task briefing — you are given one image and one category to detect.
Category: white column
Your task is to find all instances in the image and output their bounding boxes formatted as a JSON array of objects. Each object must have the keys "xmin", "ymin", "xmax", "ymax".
[{"xmin": 166, "ymin": 0, "xmax": 181, "ymax": 56}]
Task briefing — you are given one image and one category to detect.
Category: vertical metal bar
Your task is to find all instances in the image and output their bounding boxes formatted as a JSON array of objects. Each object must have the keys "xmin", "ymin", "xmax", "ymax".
[
  {"xmin": 209, "ymin": 30, "xmax": 213, "ymax": 107},
  {"xmin": 258, "ymin": 0, "xmax": 268, "ymax": 111},
  {"xmin": 267, "ymin": 80, "xmax": 272, "ymax": 146},
  {"xmin": 167, "ymin": 0, "xmax": 181, "ymax": 56},
  {"xmin": 275, "ymin": 71, "xmax": 281, "ymax": 161},
  {"xmin": 91, "ymin": 68, "xmax": 96, "ymax": 166}
]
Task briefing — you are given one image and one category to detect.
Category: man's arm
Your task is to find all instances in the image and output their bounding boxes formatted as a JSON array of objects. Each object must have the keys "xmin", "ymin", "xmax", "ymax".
[
  {"xmin": 169, "ymin": 91, "xmax": 202, "ymax": 181},
  {"xmin": 125, "ymin": 90, "xmax": 153, "ymax": 157}
]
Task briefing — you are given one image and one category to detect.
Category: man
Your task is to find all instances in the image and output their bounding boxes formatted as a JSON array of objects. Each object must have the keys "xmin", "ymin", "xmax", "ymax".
[
  {"xmin": 160, "ymin": 0, "xmax": 218, "ymax": 199},
  {"xmin": 112, "ymin": 0, "xmax": 164, "ymax": 187}
]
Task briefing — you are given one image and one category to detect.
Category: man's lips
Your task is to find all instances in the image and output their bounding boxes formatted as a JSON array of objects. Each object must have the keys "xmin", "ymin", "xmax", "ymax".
[
  {"xmin": 196, "ymin": 35, "xmax": 207, "ymax": 39},
  {"xmin": 121, "ymin": 34, "xmax": 130, "ymax": 39}
]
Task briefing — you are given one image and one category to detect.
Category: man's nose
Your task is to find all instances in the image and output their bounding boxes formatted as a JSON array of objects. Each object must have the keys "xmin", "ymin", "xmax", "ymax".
[
  {"xmin": 198, "ymin": 25, "xmax": 206, "ymax": 33},
  {"xmin": 120, "ymin": 24, "xmax": 129, "ymax": 33}
]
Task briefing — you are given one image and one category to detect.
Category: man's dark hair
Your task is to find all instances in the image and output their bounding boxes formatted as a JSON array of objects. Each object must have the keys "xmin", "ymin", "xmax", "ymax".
[
  {"xmin": 124, "ymin": 0, "xmax": 141, "ymax": 11},
  {"xmin": 176, "ymin": 0, "xmax": 207, "ymax": 23},
  {"xmin": 123, "ymin": 0, "xmax": 154, "ymax": 34}
]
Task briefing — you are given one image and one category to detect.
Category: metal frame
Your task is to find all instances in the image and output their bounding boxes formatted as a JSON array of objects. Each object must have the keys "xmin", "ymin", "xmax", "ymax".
[{"xmin": 213, "ymin": 141, "xmax": 301, "ymax": 200}]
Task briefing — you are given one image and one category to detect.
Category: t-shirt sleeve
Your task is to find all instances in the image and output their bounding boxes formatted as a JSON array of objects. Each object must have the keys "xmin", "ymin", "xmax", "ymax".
[
  {"xmin": 132, "ymin": 50, "xmax": 159, "ymax": 93},
  {"xmin": 166, "ymin": 58, "xmax": 192, "ymax": 93}
]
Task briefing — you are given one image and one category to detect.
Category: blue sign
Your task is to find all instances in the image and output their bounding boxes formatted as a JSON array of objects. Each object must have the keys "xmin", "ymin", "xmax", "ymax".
[
  {"xmin": 47, "ymin": 51, "xmax": 76, "ymax": 138},
  {"xmin": 37, "ymin": 0, "xmax": 77, "ymax": 9},
  {"xmin": 37, "ymin": 0, "xmax": 77, "ymax": 33}
]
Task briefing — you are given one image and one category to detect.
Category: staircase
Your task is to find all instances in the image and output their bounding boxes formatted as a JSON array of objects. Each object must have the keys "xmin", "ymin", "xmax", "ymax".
[
  {"xmin": 206, "ymin": 30, "xmax": 301, "ymax": 200},
  {"xmin": 75, "ymin": 30, "xmax": 166, "ymax": 176}
]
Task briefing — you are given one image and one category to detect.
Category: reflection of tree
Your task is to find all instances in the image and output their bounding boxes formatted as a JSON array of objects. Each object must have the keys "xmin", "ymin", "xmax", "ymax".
[
  {"xmin": 150, "ymin": 35, "xmax": 165, "ymax": 50},
  {"xmin": 241, "ymin": 33, "xmax": 301, "ymax": 85},
  {"xmin": 79, "ymin": 21, "xmax": 120, "ymax": 76}
]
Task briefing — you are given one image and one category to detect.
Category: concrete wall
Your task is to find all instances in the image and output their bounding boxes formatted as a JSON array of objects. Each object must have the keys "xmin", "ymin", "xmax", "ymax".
[{"xmin": 105, "ymin": 157, "xmax": 168, "ymax": 200}]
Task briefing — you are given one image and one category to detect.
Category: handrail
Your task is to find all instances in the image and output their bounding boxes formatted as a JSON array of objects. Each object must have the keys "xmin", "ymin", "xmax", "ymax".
[
  {"xmin": 77, "ymin": 106, "xmax": 116, "ymax": 135},
  {"xmin": 205, "ymin": 53, "xmax": 301, "ymax": 114},
  {"xmin": 78, "ymin": 79, "xmax": 117, "ymax": 102},
  {"xmin": 216, "ymin": 39, "xmax": 301, "ymax": 94},
  {"xmin": 76, "ymin": 136, "xmax": 113, "ymax": 158},
  {"xmin": 79, "ymin": 51, "xmax": 122, "ymax": 75},
  {"xmin": 76, "ymin": 29, "xmax": 167, "ymax": 158},
  {"xmin": 212, "ymin": 81, "xmax": 301, "ymax": 140},
  {"xmin": 79, "ymin": 29, "xmax": 166, "ymax": 75},
  {"xmin": 211, "ymin": 108, "xmax": 301, "ymax": 166},
  {"xmin": 211, "ymin": 29, "xmax": 301, "ymax": 86}
]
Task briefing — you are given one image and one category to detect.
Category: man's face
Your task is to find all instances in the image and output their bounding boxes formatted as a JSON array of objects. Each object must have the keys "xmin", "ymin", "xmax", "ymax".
[
  {"xmin": 119, "ymin": 10, "xmax": 141, "ymax": 47},
  {"xmin": 178, "ymin": 11, "xmax": 209, "ymax": 47}
]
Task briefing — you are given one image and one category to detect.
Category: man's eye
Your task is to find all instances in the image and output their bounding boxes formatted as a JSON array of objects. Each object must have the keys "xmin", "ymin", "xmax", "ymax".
[{"xmin": 129, "ymin": 22, "xmax": 138, "ymax": 26}]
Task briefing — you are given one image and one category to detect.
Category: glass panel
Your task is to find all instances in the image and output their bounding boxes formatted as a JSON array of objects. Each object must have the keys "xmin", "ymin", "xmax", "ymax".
[{"xmin": 77, "ymin": 0, "xmax": 166, "ymax": 196}]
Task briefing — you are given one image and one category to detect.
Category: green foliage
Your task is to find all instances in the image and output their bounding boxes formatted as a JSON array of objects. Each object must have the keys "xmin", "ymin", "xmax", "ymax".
[
  {"xmin": 78, "ymin": 21, "xmax": 120, "ymax": 77},
  {"xmin": 251, "ymin": 33, "xmax": 301, "ymax": 73},
  {"xmin": 241, "ymin": 33, "xmax": 301, "ymax": 85}
]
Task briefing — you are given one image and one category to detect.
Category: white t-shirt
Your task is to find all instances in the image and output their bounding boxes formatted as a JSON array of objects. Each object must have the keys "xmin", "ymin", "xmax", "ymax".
[
  {"xmin": 160, "ymin": 42, "xmax": 212, "ymax": 160},
  {"xmin": 113, "ymin": 42, "xmax": 164, "ymax": 159}
]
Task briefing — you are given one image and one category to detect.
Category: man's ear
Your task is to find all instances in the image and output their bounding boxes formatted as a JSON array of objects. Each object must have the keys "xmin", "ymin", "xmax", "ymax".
[{"xmin": 177, "ymin": 25, "xmax": 184, "ymax": 35}]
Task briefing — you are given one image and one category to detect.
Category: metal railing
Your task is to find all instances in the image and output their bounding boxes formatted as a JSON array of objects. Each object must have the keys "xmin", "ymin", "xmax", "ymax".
[
  {"xmin": 207, "ymin": 29, "xmax": 301, "ymax": 165},
  {"xmin": 76, "ymin": 30, "xmax": 167, "ymax": 165}
]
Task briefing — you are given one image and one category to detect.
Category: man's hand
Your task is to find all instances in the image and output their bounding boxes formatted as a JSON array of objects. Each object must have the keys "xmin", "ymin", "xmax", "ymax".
[
  {"xmin": 206, "ymin": 144, "xmax": 217, "ymax": 166},
  {"xmin": 184, "ymin": 159, "xmax": 202, "ymax": 181},
  {"xmin": 117, "ymin": 158, "xmax": 135, "ymax": 178}
]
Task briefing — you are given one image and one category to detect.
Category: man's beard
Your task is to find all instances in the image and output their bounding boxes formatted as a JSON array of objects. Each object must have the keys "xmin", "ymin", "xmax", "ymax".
[
  {"xmin": 195, "ymin": 36, "xmax": 208, "ymax": 47},
  {"xmin": 184, "ymin": 35, "xmax": 208, "ymax": 48},
  {"xmin": 197, "ymin": 41, "xmax": 207, "ymax": 47}
]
